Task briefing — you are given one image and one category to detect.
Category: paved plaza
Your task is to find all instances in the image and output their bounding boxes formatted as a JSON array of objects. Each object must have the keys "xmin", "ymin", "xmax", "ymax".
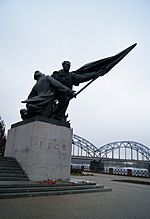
[{"xmin": 0, "ymin": 173, "xmax": 150, "ymax": 219}]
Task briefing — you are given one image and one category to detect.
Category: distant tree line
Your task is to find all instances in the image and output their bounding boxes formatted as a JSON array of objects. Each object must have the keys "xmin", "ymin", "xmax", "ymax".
[{"xmin": 0, "ymin": 116, "xmax": 6, "ymax": 156}]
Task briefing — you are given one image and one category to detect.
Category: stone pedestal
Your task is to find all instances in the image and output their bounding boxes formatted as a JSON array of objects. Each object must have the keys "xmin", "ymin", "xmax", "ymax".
[{"xmin": 5, "ymin": 117, "xmax": 72, "ymax": 181}]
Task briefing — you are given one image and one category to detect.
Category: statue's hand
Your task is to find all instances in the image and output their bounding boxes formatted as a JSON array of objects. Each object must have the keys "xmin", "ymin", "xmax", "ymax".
[{"xmin": 67, "ymin": 90, "xmax": 76, "ymax": 99}]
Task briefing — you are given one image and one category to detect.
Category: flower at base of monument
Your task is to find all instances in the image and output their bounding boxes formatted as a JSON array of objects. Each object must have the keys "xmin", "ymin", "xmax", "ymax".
[
  {"xmin": 69, "ymin": 182, "xmax": 75, "ymax": 185},
  {"xmin": 38, "ymin": 179, "xmax": 56, "ymax": 185}
]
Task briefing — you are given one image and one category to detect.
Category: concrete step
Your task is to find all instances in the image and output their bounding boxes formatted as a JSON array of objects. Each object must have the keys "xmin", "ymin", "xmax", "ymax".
[
  {"xmin": 0, "ymin": 177, "xmax": 29, "ymax": 181},
  {"xmin": 0, "ymin": 163, "xmax": 21, "ymax": 168},
  {"xmin": 0, "ymin": 161, "xmax": 19, "ymax": 165},
  {"xmin": 0, "ymin": 184, "xmax": 104, "ymax": 194},
  {"xmin": 0, "ymin": 157, "xmax": 16, "ymax": 161},
  {"xmin": 0, "ymin": 169, "xmax": 24, "ymax": 174},
  {"xmin": 0, "ymin": 187, "xmax": 111, "ymax": 199},
  {"xmin": 0, "ymin": 157, "xmax": 16, "ymax": 163},
  {"xmin": 0, "ymin": 181, "xmax": 35, "ymax": 186},
  {"xmin": 0, "ymin": 173, "xmax": 27, "ymax": 177},
  {"xmin": 0, "ymin": 158, "xmax": 19, "ymax": 162},
  {"xmin": 0, "ymin": 166, "xmax": 23, "ymax": 171},
  {"xmin": 0, "ymin": 181, "xmax": 96, "ymax": 187},
  {"xmin": 0, "ymin": 157, "xmax": 29, "ymax": 182}
]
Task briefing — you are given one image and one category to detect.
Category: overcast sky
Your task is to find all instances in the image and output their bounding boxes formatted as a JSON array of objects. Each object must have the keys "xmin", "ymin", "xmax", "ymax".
[{"xmin": 0, "ymin": 0, "xmax": 150, "ymax": 148}]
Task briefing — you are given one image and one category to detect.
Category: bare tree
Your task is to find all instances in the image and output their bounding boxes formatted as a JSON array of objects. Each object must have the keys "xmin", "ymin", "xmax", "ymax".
[{"xmin": 0, "ymin": 116, "xmax": 6, "ymax": 156}]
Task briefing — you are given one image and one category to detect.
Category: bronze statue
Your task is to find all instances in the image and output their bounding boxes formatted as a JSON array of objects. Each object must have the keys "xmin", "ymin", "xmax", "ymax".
[
  {"xmin": 51, "ymin": 61, "xmax": 106, "ymax": 121},
  {"xmin": 21, "ymin": 43, "xmax": 137, "ymax": 122},
  {"xmin": 20, "ymin": 71, "xmax": 75, "ymax": 120},
  {"xmin": 51, "ymin": 43, "xmax": 137, "ymax": 121}
]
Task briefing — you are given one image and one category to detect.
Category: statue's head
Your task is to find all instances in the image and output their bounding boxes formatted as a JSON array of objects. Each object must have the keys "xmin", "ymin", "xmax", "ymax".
[
  {"xmin": 62, "ymin": 61, "xmax": 71, "ymax": 72},
  {"xmin": 34, "ymin": 71, "xmax": 44, "ymax": 80}
]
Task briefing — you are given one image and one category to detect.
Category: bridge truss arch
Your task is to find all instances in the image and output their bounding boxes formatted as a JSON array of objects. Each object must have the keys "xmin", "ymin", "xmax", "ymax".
[
  {"xmin": 72, "ymin": 134, "xmax": 98, "ymax": 158},
  {"xmin": 72, "ymin": 135, "xmax": 150, "ymax": 161},
  {"xmin": 98, "ymin": 141, "xmax": 150, "ymax": 161}
]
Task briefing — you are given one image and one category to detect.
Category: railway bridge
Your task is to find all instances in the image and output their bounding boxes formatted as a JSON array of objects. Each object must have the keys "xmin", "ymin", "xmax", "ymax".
[{"xmin": 71, "ymin": 134, "xmax": 150, "ymax": 175}]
